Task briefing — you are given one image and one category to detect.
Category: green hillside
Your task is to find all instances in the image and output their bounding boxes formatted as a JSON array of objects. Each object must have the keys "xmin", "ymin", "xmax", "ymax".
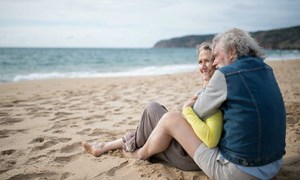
[{"xmin": 153, "ymin": 26, "xmax": 300, "ymax": 49}]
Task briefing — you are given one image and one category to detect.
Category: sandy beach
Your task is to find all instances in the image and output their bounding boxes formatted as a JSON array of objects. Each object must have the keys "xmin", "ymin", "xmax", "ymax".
[{"xmin": 0, "ymin": 60, "xmax": 299, "ymax": 180}]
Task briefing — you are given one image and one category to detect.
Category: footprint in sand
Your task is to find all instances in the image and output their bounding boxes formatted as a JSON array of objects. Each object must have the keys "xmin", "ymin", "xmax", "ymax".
[
  {"xmin": 0, "ymin": 129, "xmax": 27, "ymax": 139},
  {"xmin": 70, "ymin": 124, "xmax": 79, "ymax": 128},
  {"xmin": 127, "ymin": 120, "xmax": 138, "ymax": 126},
  {"xmin": 105, "ymin": 161, "xmax": 129, "ymax": 176},
  {"xmin": 0, "ymin": 159, "xmax": 17, "ymax": 173},
  {"xmin": 112, "ymin": 123, "xmax": 121, "ymax": 127},
  {"xmin": 24, "ymin": 155, "xmax": 47, "ymax": 165},
  {"xmin": 0, "ymin": 103, "xmax": 14, "ymax": 107},
  {"xmin": 8, "ymin": 172, "xmax": 61, "ymax": 180},
  {"xmin": 60, "ymin": 172, "xmax": 72, "ymax": 180},
  {"xmin": 87, "ymin": 129, "xmax": 120, "ymax": 139},
  {"xmin": 57, "ymin": 137, "xmax": 72, "ymax": 143},
  {"xmin": 0, "ymin": 117, "xmax": 23, "ymax": 125},
  {"xmin": 88, "ymin": 131, "xmax": 103, "ymax": 136},
  {"xmin": 83, "ymin": 114, "xmax": 104, "ymax": 121},
  {"xmin": 53, "ymin": 130, "xmax": 65, "ymax": 134},
  {"xmin": 54, "ymin": 112, "xmax": 73, "ymax": 116},
  {"xmin": 84, "ymin": 120, "xmax": 97, "ymax": 125},
  {"xmin": 29, "ymin": 137, "xmax": 72, "ymax": 152},
  {"xmin": 76, "ymin": 128, "xmax": 91, "ymax": 135},
  {"xmin": 91, "ymin": 160, "xmax": 129, "ymax": 178},
  {"xmin": 30, "ymin": 137, "xmax": 72, "ymax": 152},
  {"xmin": 43, "ymin": 123, "xmax": 65, "ymax": 132},
  {"xmin": 1, "ymin": 149, "xmax": 17, "ymax": 155},
  {"xmin": 0, "ymin": 111, "xmax": 9, "ymax": 116},
  {"xmin": 48, "ymin": 116, "xmax": 60, "ymax": 121},
  {"xmin": 60, "ymin": 142, "xmax": 81, "ymax": 153},
  {"xmin": 31, "ymin": 140, "xmax": 59, "ymax": 151},
  {"xmin": 29, "ymin": 137, "xmax": 45, "ymax": 144},
  {"xmin": 54, "ymin": 153, "xmax": 80, "ymax": 164},
  {"xmin": 12, "ymin": 99, "xmax": 28, "ymax": 104},
  {"xmin": 30, "ymin": 137, "xmax": 70, "ymax": 144}
]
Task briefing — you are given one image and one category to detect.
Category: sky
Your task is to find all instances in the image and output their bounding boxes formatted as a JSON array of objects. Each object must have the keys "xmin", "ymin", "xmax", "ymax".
[{"xmin": 0, "ymin": 0, "xmax": 299, "ymax": 48}]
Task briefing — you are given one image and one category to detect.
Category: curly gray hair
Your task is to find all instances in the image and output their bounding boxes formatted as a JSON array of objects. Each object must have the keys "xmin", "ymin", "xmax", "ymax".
[{"xmin": 212, "ymin": 28, "xmax": 265, "ymax": 60}]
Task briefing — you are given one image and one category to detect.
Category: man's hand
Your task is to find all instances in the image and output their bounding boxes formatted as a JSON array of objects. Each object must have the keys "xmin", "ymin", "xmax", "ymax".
[{"xmin": 183, "ymin": 96, "xmax": 198, "ymax": 109}]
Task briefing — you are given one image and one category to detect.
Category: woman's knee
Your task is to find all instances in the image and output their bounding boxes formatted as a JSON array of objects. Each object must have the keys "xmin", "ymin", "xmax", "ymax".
[
  {"xmin": 160, "ymin": 111, "xmax": 185, "ymax": 125},
  {"xmin": 144, "ymin": 101, "xmax": 167, "ymax": 114}
]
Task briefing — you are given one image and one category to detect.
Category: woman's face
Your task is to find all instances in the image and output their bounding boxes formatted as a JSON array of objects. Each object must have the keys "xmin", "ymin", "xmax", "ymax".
[{"xmin": 198, "ymin": 49, "xmax": 215, "ymax": 81}]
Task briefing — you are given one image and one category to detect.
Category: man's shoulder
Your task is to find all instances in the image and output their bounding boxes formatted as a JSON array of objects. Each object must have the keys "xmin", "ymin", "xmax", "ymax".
[
  {"xmin": 219, "ymin": 56, "xmax": 268, "ymax": 75},
  {"xmin": 218, "ymin": 65, "xmax": 235, "ymax": 75}
]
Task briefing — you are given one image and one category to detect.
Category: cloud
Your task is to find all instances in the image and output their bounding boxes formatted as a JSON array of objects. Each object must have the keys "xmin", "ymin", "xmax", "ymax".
[{"xmin": 0, "ymin": 0, "xmax": 299, "ymax": 47}]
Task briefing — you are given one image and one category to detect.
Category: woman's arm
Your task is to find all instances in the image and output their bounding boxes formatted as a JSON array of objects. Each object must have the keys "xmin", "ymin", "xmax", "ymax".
[{"xmin": 182, "ymin": 107, "xmax": 222, "ymax": 148}]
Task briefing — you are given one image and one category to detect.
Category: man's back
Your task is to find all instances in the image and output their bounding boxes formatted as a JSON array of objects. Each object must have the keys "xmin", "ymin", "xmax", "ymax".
[{"xmin": 218, "ymin": 56, "xmax": 286, "ymax": 166}]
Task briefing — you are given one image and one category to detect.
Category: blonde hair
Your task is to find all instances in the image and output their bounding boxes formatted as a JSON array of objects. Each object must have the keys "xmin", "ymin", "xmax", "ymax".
[
  {"xmin": 212, "ymin": 28, "xmax": 265, "ymax": 60},
  {"xmin": 196, "ymin": 42, "xmax": 212, "ymax": 55}
]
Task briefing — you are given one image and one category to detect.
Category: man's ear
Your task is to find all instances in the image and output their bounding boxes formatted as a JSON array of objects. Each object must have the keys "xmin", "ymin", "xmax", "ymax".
[{"xmin": 228, "ymin": 47, "xmax": 236, "ymax": 61}]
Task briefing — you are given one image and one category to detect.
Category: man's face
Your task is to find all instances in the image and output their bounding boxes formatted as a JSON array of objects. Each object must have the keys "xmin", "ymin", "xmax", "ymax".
[
  {"xmin": 212, "ymin": 42, "xmax": 233, "ymax": 69},
  {"xmin": 198, "ymin": 49, "xmax": 215, "ymax": 81}
]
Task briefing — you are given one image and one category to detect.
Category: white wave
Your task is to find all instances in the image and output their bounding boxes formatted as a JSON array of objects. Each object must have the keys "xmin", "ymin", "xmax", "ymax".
[
  {"xmin": 265, "ymin": 56, "xmax": 300, "ymax": 61},
  {"xmin": 265, "ymin": 50, "xmax": 300, "ymax": 61},
  {"xmin": 13, "ymin": 64, "xmax": 197, "ymax": 82}
]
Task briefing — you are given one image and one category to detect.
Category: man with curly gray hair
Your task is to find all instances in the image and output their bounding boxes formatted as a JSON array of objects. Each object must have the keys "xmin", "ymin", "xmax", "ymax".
[
  {"xmin": 211, "ymin": 28, "xmax": 265, "ymax": 68},
  {"xmin": 192, "ymin": 28, "xmax": 286, "ymax": 179}
]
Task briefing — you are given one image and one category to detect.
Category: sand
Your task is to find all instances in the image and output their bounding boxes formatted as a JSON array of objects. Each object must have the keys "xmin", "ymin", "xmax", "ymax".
[{"xmin": 0, "ymin": 60, "xmax": 299, "ymax": 180}]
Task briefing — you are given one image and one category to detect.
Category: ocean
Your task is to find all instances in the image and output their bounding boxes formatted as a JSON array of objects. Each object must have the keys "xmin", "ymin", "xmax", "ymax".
[{"xmin": 1, "ymin": 48, "xmax": 300, "ymax": 83}]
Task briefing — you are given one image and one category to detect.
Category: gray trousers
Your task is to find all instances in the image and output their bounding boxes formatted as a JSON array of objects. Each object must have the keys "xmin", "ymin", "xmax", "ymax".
[{"xmin": 134, "ymin": 102, "xmax": 200, "ymax": 171}]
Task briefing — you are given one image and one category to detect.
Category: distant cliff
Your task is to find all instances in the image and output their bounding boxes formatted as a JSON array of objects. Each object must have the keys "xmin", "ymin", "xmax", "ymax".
[{"xmin": 153, "ymin": 26, "xmax": 300, "ymax": 49}]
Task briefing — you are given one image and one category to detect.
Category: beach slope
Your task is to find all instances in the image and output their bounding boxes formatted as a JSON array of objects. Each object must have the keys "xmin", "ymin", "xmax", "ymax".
[{"xmin": 0, "ymin": 60, "xmax": 299, "ymax": 179}]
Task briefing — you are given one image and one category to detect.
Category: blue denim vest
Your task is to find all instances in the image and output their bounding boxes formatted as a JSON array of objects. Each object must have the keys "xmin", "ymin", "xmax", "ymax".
[{"xmin": 218, "ymin": 56, "xmax": 286, "ymax": 166}]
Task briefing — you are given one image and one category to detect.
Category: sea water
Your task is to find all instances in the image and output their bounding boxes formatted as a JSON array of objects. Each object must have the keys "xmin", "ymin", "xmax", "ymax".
[{"xmin": 0, "ymin": 48, "xmax": 300, "ymax": 83}]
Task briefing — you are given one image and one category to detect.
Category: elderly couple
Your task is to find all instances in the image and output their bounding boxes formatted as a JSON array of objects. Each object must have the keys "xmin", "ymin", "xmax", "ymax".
[{"xmin": 82, "ymin": 28, "xmax": 286, "ymax": 180}]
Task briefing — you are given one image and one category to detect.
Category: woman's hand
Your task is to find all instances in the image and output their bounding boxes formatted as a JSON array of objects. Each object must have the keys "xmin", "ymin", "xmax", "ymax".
[{"xmin": 183, "ymin": 96, "xmax": 198, "ymax": 109}]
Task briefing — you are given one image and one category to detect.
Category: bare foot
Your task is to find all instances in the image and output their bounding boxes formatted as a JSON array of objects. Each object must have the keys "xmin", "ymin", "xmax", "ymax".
[{"xmin": 82, "ymin": 141, "xmax": 105, "ymax": 157}]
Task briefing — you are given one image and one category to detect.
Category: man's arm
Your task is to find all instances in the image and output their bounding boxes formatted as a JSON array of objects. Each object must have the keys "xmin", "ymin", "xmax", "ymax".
[{"xmin": 193, "ymin": 70, "xmax": 227, "ymax": 119}]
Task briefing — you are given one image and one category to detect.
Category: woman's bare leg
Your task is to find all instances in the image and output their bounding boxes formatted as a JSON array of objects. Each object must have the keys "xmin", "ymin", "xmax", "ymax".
[
  {"xmin": 82, "ymin": 138, "xmax": 123, "ymax": 157},
  {"xmin": 124, "ymin": 112, "xmax": 202, "ymax": 160},
  {"xmin": 82, "ymin": 101, "xmax": 167, "ymax": 158}
]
